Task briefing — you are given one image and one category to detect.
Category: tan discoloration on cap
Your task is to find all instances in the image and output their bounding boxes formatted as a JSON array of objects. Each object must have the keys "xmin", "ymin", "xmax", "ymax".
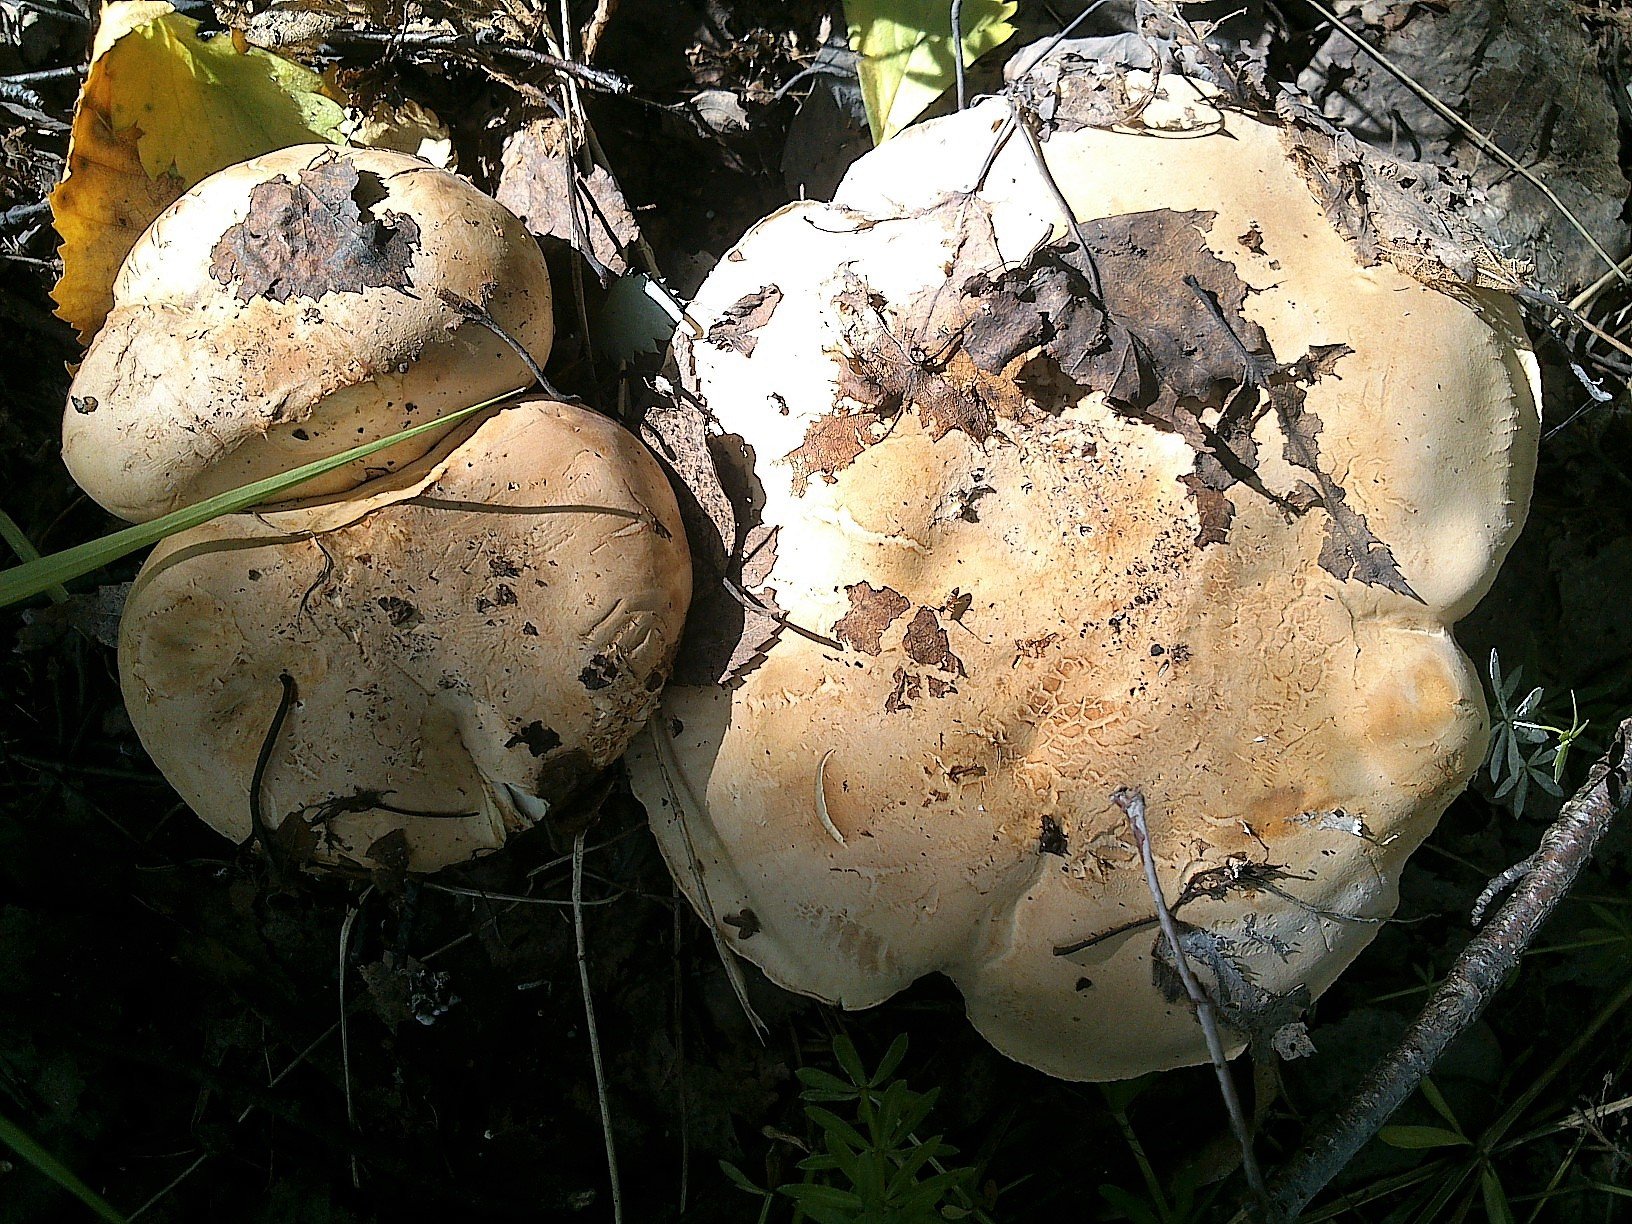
[
  {"xmin": 628, "ymin": 79, "xmax": 1538, "ymax": 1079},
  {"xmin": 64, "ymin": 145, "xmax": 554, "ymax": 523},
  {"xmin": 121, "ymin": 400, "xmax": 689, "ymax": 874}
]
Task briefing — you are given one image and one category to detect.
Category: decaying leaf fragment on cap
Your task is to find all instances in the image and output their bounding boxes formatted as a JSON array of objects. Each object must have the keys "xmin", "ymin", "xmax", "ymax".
[{"xmin": 629, "ymin": 60, "xmax": 1541, "ymax": 1080}]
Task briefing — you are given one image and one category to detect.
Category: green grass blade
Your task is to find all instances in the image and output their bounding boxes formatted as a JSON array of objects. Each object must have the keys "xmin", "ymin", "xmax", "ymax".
[
  {"xmin": 0, "ymin": 1111, "xmax": 128, "ymax": 1223},
  {"xmin": 1586, "ymin": 1180, "xmax": 1632, "ymax": 1200},
  {"xmin": 0, "ymin": 510, "xmax": 69, "ymax": 604},
  {"xmin": 0, "ymin": 393, "xmax": 516, "ymax": 610}
]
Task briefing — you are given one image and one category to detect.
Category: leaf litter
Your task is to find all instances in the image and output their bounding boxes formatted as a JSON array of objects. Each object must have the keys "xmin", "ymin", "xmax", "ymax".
[{"xmin": 788, "ymin": 195, "xmax": 1417, "ymax": 598}]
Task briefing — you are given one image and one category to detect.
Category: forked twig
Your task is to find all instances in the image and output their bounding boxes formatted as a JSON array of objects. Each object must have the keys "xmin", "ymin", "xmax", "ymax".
[
  {"xmin": 1263, "ymin": 717, "xmax": 1632, "ymax": 1221},
  {"xmin": 1113, "ymin": 788, "xmax": 1268, "ymax": 1209}
]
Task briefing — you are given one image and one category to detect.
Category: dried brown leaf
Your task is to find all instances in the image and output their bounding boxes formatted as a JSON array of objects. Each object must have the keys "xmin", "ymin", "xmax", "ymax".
[
  {"xmin": 495, "ymin": 118, "xmax": 638, "ymax": 275},
  {"xmin": 209, "ymin": 152, "xmax": 419, "ymax": 302},
  {"xmin": 833, "ymin": 582, "xmax": 911, "ymax": 655},
  {"xmin": 706, "ymin": 285, "xmax": 784, "ymax": 357}
]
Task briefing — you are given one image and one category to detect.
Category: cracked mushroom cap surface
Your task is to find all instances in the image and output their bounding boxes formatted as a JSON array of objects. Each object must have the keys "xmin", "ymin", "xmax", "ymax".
[
  {"xmin": 627, "ymin": 79, "xmax": 1541, "ymax": 1079},
  {"xmin": 64, "ymin": 144, "xmax": 554, "ymax": 523},
  {"xmin": 120, "ymin": 398, "xmax": 689, "ymax": 874}
]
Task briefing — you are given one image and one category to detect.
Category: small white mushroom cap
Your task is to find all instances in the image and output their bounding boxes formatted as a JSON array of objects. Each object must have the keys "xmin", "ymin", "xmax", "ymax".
[
  {"xmin": 628, "ymin": 79, "xmax": 1541, "ymax": 1078},
  {"xmin": 64, "ymin": 144, "xmax": 554, "ymax": 523},
  {"xmin": 120, "ymin": 398, "xmax": 689, "ymax": 873}
]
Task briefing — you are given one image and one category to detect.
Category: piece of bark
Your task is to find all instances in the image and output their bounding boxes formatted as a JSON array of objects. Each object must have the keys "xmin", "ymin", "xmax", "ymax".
[{"xmin": 1296, "ymin": 0, "xmax": 1629, "ymax": 293}]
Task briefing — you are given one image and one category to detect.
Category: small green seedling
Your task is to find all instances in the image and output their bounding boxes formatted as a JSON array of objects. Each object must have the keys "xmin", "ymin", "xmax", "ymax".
[
  {"xmin": 722, "ymin": 1034, "xmax": 993, "ymax": 1223},
  {"xmin": 1485, "ymin": 650, "xmax": 1589, "ymax": 818}
]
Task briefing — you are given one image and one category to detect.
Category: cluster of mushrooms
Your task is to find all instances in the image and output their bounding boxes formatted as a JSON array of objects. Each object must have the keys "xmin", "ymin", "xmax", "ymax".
[
  {"xmin": 69, "ymin": 62, "xmax": 1541, "ymax": 1079},
  {"xmin": 73, "ymin": 144, "xmax": 691, "ymax": 873}
]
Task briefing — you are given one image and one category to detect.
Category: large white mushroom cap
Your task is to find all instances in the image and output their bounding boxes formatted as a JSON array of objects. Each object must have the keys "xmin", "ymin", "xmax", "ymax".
[
  {"xmin": 121, "ymin": 398, "xmax": 690, "ymax": 873},
  {"xmin": 628, "ymin": 77, "xmax": 1541, "ymax": 1079},
  {"xmin": 64, "ymin": 144, "xmax": 554, "ymax": 523}
]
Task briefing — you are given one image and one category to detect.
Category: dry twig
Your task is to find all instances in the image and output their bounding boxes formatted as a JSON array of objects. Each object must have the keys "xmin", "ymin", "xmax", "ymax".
[
  {"xmin": 574, "ymin": 828, "xmax": 623, "ymax": 1224},
  {"xmin": 328, "ymin": 27, "xmax": 633, "ymax": 94},
  {"xmin": 581, "ymin": 0, "xmax": 618, "ymax": 61},
  {"xmin": 1113, "ymin": 788, "xmax": 1268, "ymax": 1210},
  {"xmin": 338, "ymin": 886, "xmax": 374, "ymax": 1191}
]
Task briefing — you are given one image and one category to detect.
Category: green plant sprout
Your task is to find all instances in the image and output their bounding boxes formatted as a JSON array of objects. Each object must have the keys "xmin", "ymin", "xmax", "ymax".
[
  {"xmin": 1095, "ymin": 1078, "xmax": 1223, "ymax": 1224},
  {"xmin": 721, "ymin": 1034, "xmax": 994, "ymax": 1224},
  {"xmin": 1485, "ymin": 650, "xmax": 1589, "ymax": 818}
]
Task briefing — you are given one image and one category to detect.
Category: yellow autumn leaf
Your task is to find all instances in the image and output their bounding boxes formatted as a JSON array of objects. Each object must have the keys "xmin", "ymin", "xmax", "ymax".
[
  {"xmin": 844, "ymin": 0, "xmax": 1018, "ymax": 144},
  {"xmin": 51, "ymin": 1, "xmax": 344, "ymax": 342}
]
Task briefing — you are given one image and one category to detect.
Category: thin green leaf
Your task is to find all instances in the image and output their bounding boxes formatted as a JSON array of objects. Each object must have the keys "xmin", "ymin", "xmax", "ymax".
[
  {"xmin": 1586, "ymin": 1179, "xmax": 1632, "ymax": 1199},
  {"xmin": 1498, "ymin": 656, "xmax": 1523, "ymax": 702},
  {"xmin": 1489, "ymin": 729, "xmax": 1507, "ymax": 784},
  {"xmin": 874, "ymin": 1034, "xmax": 909, "ymax": 1084},
  {"xmin": 799, "ymin": 1067, "xmax": 860, "ymax": 1100},
  {"xmin": 1098, "ymin": 1182, "xmax": 1164, "ymax": 1224},
  {"xmin": 886, "ymin": 1138, "xmax": 941, "ymax": 1193},
  {"xmin": 1377, "ymin": 1124, "xmax": 1471, "ymax": 1149},
  {"xmin": 721, "ymin": 1160, "xmax": 769, "ymax": 1196},
  {"xmin": 0, "ymin": 393, "xmax": 513, "ymax": 609},
  {"xmin": 807, "ymin": 1105, "xmax": 870, "ymax": 1154},
  {"xmin": 1480, "ymin": 1164, "xmax": 1516, "ymax": 1224},
  {"xmin": 1420, "ymin": 1079, "xmax": 1464, "ymax": 1133},
  {"xmin": 853, "ymin": 1150, "xmax": 889, "ymax": 1208},
  {"xmin": 0, "ymin": 1112, "xmax": 128, "ymax": 1223},
  {"xmin": 833, "ymin": 1035, "xmax": 869, "ymax": 1088},
  {"xmin": 893, "ymin": 1090, "xmax": 937, "ymax": 1141},
  {"xmin": 0, "ymin": 511, "xmax": 68, "ymax": 603},
  {"xmin": 782, "ymin": 1182, "xmax": 866, "ymax": 1212},
  {"xmin": 1553, "ymin": 738, "xmax": 1577, "ymax": 784}
]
